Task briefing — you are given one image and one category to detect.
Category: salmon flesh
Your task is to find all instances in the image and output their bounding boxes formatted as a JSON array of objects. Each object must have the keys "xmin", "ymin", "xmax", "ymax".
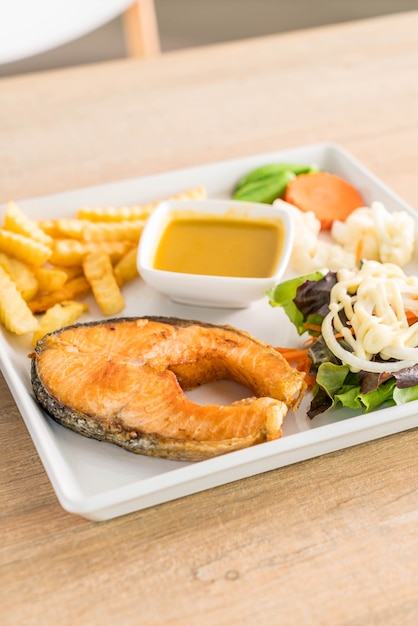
[{"xmin": 31, "ymin": 316, "xmax": 305, "ymax": 461}]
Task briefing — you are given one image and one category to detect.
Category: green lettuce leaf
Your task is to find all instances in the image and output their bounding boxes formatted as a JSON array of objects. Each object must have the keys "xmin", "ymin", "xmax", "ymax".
[
  {"xmin": 314, "ymin": 361, "xmax": 397, "ymax": 414},
  {"xmin": 393, "ymin": 384, "xmax": 418, "ymax": 405},
  {"xmin": 266, "ymin": 271, "xmax": 325, "ymax": 335},
  {"xmin": 335, "ymin": 380, "xmax": 396, "ymax": 412}
]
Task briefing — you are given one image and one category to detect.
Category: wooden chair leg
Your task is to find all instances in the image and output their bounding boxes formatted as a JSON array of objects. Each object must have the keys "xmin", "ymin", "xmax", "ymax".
[{"xmin": 123, "ymin": 0, "xmax": 161, "ymax": 58}]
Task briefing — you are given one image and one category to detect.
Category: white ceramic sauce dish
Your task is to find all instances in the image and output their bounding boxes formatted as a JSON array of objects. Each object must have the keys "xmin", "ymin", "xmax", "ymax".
[{"xmin": 137, "ymin": 199, "xmax": 294, "ymax": 308}]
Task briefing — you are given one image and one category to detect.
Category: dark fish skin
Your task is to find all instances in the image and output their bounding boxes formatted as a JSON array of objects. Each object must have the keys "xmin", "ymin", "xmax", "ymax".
[{"xmin": 30, "ymin": 316, "xmax": 305, "ymax": 461}]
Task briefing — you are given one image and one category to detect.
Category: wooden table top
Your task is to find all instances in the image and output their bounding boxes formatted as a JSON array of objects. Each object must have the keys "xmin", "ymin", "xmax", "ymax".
[{"xmin": 2, "ymin": 11, "xmax": 418, "ymax": 625}]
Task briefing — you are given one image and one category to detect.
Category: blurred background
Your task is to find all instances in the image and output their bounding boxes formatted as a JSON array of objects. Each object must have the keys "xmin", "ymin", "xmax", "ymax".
[{"xmin": 1, "ymin": 0, "xmax": 417, "ymax": 77}]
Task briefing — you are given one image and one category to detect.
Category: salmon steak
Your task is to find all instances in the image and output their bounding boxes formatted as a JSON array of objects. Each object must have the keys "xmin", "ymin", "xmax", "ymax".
[{"xmin": 30, "ymin": 316, "xmax": 305, "ymax": 461}]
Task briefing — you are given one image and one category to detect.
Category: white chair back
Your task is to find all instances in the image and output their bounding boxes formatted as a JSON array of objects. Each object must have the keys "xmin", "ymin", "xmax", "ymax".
[{"xmin": 0, "ymin": 0, "xmax": 160, "ymax": 64}]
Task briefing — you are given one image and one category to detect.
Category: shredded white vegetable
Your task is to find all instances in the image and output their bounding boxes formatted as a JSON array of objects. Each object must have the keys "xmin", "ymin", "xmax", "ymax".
[
  {"xmin": 274, "ymin": 201, "xmax": 356, "ymax": 273},
  {"xmin": 322, "ymin": 260, "xmax": 418, "ymax": 373},
  {"xmin": 331, "ymin": 201, "xmax": 415, "ymax": 268},
  {"xmin": 278, "ymin": 199, "xmax": 416, "ymax": 274}
]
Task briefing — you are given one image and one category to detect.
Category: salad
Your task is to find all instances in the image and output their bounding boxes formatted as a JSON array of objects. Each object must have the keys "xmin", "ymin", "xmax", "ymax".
[{"xmin": 268, "ymin": 260, "xmax": 418, "ymax": 418}]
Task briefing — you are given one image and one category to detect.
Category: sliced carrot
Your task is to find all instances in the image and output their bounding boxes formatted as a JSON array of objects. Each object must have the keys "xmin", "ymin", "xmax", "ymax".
[
  {"xmin": 355, "ymin": 237, "xmax": 364, "ymax": 264},
  {"xmin": 334, "ymin": 329, "xmax": 354, "ymax": 339},
  {"xmin": 276, "ymin": 347, "xmax": 308, "ymax": 360},
  {"xmin": 275, "ymin": 346, "xmax": 316, "ymax": 389},
  {"xmin": 302, "ymin": 322, "xmax": 322, "ymax": 333},
  {"xmin": 406, "ymin": 310, "xmax": 418, "ymax": 326},
  {"xmin": 284, "ymin": 172, "xmax": 364, "ymax": 230}
]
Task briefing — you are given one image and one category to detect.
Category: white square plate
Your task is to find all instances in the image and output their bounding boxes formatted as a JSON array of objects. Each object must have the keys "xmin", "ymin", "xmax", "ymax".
[{"xmin": 2, "ymin": 143, "xmax": 418, "ymax": 521}]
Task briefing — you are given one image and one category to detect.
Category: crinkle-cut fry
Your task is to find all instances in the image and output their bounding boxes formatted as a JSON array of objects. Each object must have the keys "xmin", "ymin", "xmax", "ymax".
[
  {"xmin": 54, "ymin": 218, "xmax": 145, "ymax": 242},
  {"xmin": 114, "ymin": 247, "xmax": 139, "ymax": 286},
  {"xmin": 76, "ymin": 186, "xmax": 208, "ymax": 222},
  {"xmin": 0, "ymin": 229, "xmax": 52, "ymax": 266},
  {"xmin": 37, "ymin": 219, "xmax": 64, "ymax": 238},
  {"xmin": 0, "ymin": 252, "xmax": 38, "ymax": 300},
  {"xmin": 83, "ymin": 252, "xmax": 125, "ymax": 316},
  {"xmin": 78, "ymin": 205, "xmax": 153, "ymax": 222},
  {"xmin": 49, "ymin": 239, "xmax": 133, "ymax": 266},
  {"xmin": 49, "ymin": 218, "xmax": 85, "ymax": 239},
  {"xmin": 82, "ymin": 220, "xmax": 145, "ymax": 242},
  {"xmin": 4, "ymin": 201, "xmax": 53, "ymax": 246},
  {"xmin": 27, "ymin": 276, "xmax": 91, "ymax": 314},
  {"xmin": 53, "ymin": 264, "xmax": 84, "ymax": 281},
  {"xmin": 31, "ymin": 265, "xmax": 68, "ymax": 292},
  {"xmin": 31, "ymin": 300, "xmax": 88, "ymax": 347},
  {"xmin": 171, "ymin": 185, "xmax": 207, "ymax": 201},
  {"xmin": 0, "ymin": 266, "xmax": 39, "ymax": 335}
]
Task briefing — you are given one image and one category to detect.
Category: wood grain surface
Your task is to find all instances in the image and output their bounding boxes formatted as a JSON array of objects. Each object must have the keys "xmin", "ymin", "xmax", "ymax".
[{"xmin": 1, "ymin": 12, "xmax": 418, "ymax": 625}]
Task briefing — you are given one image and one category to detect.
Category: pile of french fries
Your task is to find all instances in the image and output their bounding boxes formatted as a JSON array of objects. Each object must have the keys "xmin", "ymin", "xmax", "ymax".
[{"xmin": 0, "ymin": 186, "xmax": 207, "ymax": 346}]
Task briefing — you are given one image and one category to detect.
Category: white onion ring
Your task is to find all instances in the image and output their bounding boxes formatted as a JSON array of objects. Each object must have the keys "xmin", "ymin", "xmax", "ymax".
[{"xmin": 321, "ymin": 311, "xmax": 417, "ymax": 374}]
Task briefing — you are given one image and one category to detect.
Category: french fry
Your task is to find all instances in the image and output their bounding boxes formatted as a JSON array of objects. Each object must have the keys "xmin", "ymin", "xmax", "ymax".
[
  {"xmin": 82, "ymin": 252, "xmax": 124, "ymax": 316},
  {"xmin": 76, "ymin": 186, "xmax": 208, "ymax": 222},
  {"xmin": 53, "ymin": 265, "xmax": 84, "ymax": 281},
  {"xmin": 0, "ymin": 252, "xmax": 38, "ymax": 300},
  {"xmin": 77, "ymin": 205, "xmax": 154, "ymax": 223},
  {"xmin": 31, "ymin": 301, "xmax": 88, "ymax": 347},
  {"xmin": 0, "ymin": 229, "xmax": 52, "ymax": 266},
  {"xmin": 0, "ymin": 266, "xmax": 39, "ymax": 335},
  {"xmin": 31, "ymin": 265, "xmax": 68, "ymax": 292},
  {"xmin": 81, "ymin": 220, "xmax": 145, "ymax": 242},
  {"xmin": 49, "ymin": 239, "xmax": 133, "ymax": 266},
  {"xmin": 53, "ymin": 219, "xmax": 145, "ymax": 242},
  {"xmin": 37, "ymin": 219, "xmax": 64, "ymax": 238},
  {"xmin": 48, "ymin": 218, "xmax": 85, "ymax": 239},
  {"xmin": 113, "ymin": 247, "xmax": 139, "ymax": 286},
  {"xmin": 27, "ymin": 276, "xmax": 91, "ymax": 314},
  {"xmin": 4, "ymin": 201, "xmax": 53, "ymax": 246}
]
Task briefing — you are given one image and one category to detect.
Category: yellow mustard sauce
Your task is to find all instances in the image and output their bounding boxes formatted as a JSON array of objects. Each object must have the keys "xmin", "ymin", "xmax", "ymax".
[{"xmin": 153, "ymin": 214, "xmax": 284, "ymax": 277}]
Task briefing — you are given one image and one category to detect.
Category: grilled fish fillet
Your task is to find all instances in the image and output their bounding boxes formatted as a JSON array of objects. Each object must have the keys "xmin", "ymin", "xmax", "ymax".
[{"xmin": 31, "ymin": 317, "xmax": 305, "ymax": 461}]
